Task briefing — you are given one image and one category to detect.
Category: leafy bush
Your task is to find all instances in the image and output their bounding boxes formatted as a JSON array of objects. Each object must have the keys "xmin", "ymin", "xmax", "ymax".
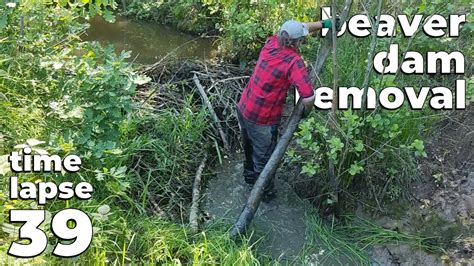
[
  {"xmin": 287, "ymin": 0, "xmax": 472, "ymax": 204},
  {"xmin": 0, "ymin": 1, "xmax": 256, "ymax": 264},
  {"xmin": 125, "ymin": 0, "xmax": 218, "ymax": 34}
]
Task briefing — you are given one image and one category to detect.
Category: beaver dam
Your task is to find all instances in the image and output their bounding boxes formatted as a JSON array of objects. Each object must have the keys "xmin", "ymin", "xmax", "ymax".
[
  {"xmin": 136, "ymin": 60, "xmax": 310, "ymax": 260},
  {"xmin": 136, "ymin": 60, "xmax": 473, "ymax": 264},
  {"xmin": 137, "ymin": 59, "xmax": 340, "ymax": 263}
]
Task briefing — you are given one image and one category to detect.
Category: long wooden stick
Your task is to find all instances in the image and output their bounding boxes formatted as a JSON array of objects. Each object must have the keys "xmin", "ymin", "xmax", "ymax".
[
  {"xmin": 193, "ymin": 74, "xmax": 230, "ymax": 151},
  {"xmin": 361, "ymin": 0, "xmax": 384, "ymax": 110},
  {"xmin": 327, "ymin": 0, "xmax": 340, "ymax": 208},
  {"xmin": 229, "ymin": 0, "xmax": 353, "ymax": 238},
  {"xmin": 189, "ymin": 154, "xmax": 207, "ymax": 233}
]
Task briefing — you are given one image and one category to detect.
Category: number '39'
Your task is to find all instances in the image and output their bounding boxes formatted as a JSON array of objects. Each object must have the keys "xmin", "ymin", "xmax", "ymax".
[{"xmin": 7, "ymin": 209, "xmax": 93, "ymax": 258}]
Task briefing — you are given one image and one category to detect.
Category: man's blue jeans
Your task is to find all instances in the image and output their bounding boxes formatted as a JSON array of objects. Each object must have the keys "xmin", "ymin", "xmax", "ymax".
[{"xmin": 237, "ymin": 109, "xmax": 278, "ymax": 191}]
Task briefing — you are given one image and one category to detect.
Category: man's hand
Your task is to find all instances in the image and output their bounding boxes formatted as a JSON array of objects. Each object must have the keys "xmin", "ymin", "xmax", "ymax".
[
  {"xmin": 301, "ymin": 95, "xmax": 315, "ymax": 119},
  {"xmin": 321, "ymin": 17, "xmax": 341, "ymax": 31}
]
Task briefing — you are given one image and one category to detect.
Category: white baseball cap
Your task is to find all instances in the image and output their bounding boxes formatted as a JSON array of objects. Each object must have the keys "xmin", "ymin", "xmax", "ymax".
[{"xmin": 279, "ymin": 20, "xmax": 309, "ymax": 39}]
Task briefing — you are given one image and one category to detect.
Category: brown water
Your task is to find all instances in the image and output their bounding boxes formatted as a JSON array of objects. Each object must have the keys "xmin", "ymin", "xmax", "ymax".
[
  {"xmin": 82, "ymin": 16, "xmax": 215, "ymax": 64},
  {"xmin": 204, "ymin": 156, "xmax": 310, "ymax": 261}
]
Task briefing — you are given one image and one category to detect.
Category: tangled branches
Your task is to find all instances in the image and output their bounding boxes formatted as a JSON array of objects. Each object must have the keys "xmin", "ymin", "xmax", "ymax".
[{"xmin": 138, "ymin": 59, "xmax": 250, "ymax": 150}]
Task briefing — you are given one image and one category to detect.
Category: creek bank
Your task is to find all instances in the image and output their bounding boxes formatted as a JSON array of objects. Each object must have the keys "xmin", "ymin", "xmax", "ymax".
[
  {"xmin": 413, "ymin": 106, "xmax": 473, "ymax": 263},
  {"xmin": 364, "ymin": 106, "xmax": 473, "ymax": 265},
  {"xmin": 369, "ymin": 244, "xmax": 442, "ymax": 265},
  {"xmin": 139, "ymin": 59, "xmax": 472, "ymax": 264}
]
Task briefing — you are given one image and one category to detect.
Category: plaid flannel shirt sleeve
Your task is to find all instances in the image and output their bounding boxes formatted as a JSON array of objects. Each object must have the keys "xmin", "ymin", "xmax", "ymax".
[{"xmin": 288, "ymin": 58, "xmax": 314, "ymax": 98}]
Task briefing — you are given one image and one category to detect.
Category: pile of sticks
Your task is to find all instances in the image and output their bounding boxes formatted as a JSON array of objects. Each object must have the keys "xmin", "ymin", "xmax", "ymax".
[
  {"xmin": 137, "ymin": 59, "xmax": 251, "ymax": 231},
  {"xmin": 138, "ymin": 59, "xmax": 251, "ymax": 149}
]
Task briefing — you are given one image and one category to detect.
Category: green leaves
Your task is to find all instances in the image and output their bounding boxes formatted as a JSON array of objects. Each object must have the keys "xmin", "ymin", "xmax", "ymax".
[
  {"xmin": 349, "ymin": 161, "xmax": 364, "ymax": 176},
  {"xmin": 0, "ymin": 155, "xmax": 10, "ymax": 176},
  {"xmin": 410, "ymin": 139, "xmax": 427, "ymax": 157},
  {"xmin": 353, "ymin": 140, "xmax": 364, "ymax": 153},
  {"xmin": 56, "ymin": 42, "xmax": 137, "ymax": 161},
  {"xmin": 0, "ymin": 14, "xmax": 7, "ymax": 30},
  {"xmin": 301, "ymin": 162, "xmax": 319, "ymax": 177},
  {"xmin": 103, "ymin": 9, "xmax": 115, "ymax": 23},
  {"xmin": 0, "ymin": 1, "xmax": 17, "ymax": 31},
  {"xmin": 327, "ymin": 136, "xmax": 344, "ymax": 161},
  {"xmin": 292, "ymin": 95, "xmax": 432, "ymax": 190}
]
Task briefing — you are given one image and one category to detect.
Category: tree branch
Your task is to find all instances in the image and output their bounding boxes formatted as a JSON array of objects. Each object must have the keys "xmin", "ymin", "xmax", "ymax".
[
  {"xmin": 189, "ymin": 153, "xmax": 207, "ymax": 233},
  {"xmin": 361, "ymin": 0, "xmax": 384, "ymax": 110},
  {"xmin": 193, "ymin": 74, "xmax": 230, "ymax": 151}
]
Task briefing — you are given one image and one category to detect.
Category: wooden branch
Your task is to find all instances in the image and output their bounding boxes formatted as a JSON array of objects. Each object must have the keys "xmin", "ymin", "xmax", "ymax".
[
  {"xmin": 361, "ymin": 0, "xmax": 384, "ymax": 110},
  {"xmin": 20, "ymin": 16, "xmax": 24, "ymax": 36},
  {"xmin": 328, "ymin": 0, "xmax": 340, "ymax": 207},
  {"xmin": 311, "ymin": 0, "xmax": 353, "ymax": 80},
  {"xmin": 229, "ymin": 0, "xmax": 353, "ymax": 238},
  {"xmin": 193, "ymin": 74, "xmax": 230, "ymax": 151},
  {"xmin": 189, "ymin": 153, "xmax": 207, "ymax": 233}
]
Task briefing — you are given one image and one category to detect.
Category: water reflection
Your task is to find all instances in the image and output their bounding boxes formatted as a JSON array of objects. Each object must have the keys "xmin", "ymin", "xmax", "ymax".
[{"xmin": 82, "ymin": 16, "xmax": 215, "ymax": 64}]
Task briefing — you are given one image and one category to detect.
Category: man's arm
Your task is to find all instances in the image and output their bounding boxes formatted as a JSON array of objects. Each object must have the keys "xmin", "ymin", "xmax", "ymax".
[
  {"xmin": 288, "ymin": 58, "xmax": 315, "ymax": 119},
  {"xmin": 304, "ymin": 22, "xmax": 324, "ymax": 33},
  {"xmin": 304, "ymin": 19, "xmax": 341, "ymax": 33}
]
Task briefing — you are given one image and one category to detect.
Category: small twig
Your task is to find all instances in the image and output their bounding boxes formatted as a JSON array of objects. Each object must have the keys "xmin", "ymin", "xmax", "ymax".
[
  {"xmin": 141, "ymin": 36, "xmax": 207, "ymax": 74},
  {"xmin": 150, "ymin": 199, "xmax": 167, "ymax": 219},
  {"xmin": 189, "ymin": 154, "xmax": 207, "ymax": 233},
  {"xmin": 20, "ymin": 16, "xmax": 24, "ymax": 36}
]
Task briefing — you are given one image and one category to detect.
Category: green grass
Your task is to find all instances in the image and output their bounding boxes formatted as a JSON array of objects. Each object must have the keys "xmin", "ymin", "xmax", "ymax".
[
  {"xmin": 304, "ymin": 214, "xmax": 371, "ymax": 265},
  {"xmin": 302, "ymin": 213, "xmax": 444, "ymax": 265},
  {"xmin": 126, "ymin": 217, "xmax": 261, "ymax": 265}
]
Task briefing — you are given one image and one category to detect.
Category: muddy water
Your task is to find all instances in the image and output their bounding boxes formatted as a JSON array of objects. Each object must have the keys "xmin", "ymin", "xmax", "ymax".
[
  {"xmin": 204, "ymin": 155, "xmax": 356, "ymax": 264},
  {"xmin": 205, "ymin": 156, "xmax": 309, "ymax": 260},
  {"xmin": 82, "ymin": 16, "xmax": 215, "ymax": 64}
]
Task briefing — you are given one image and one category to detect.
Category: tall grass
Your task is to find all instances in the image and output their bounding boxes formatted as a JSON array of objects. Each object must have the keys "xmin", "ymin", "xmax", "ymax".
[
  {"xmin": 123, "ymin": 97, "xmax": 211, "ymax": 218},
  {"xmin": 303, "ymin": 214, "xmax": 444, "ymax": 265},
  {"xmin": 127, "ymin": 217, "xmax": 260, "ymax": 265}
]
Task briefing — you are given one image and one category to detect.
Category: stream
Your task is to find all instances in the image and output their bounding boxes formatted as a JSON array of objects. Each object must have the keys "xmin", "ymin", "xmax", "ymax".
[{"xmin": 82, "ymin": 16, "xmax": 215, "ymax": 64}]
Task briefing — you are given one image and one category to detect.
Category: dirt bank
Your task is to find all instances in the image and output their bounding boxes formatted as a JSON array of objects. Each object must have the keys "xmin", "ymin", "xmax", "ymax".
[{"xmin": 370, "ymin": 106, "xmax": 473, "ymax": 265}]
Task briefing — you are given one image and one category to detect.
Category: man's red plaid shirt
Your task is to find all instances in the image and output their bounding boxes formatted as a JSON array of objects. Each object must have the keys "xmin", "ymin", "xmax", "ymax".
[{"xmin": 238, "ymin": 35, "xmax": 314, "ymax": 126}]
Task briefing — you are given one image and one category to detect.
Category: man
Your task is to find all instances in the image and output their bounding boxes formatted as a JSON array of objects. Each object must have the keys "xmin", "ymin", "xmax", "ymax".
[{"xmin": 236, "ymin": 19, "xmax": 338, "ymax": 200}]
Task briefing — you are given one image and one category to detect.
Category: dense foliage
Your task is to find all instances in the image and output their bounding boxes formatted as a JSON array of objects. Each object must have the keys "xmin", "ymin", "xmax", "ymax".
[
  {"xmin": 124, "ymin": 0, "xmax": 473, "ymax": 204},
  {"xmin": 0, "ymin": 1, "xmax": 257, "ymax": 264},
  {"xmin": 289, "ymin": 0, "xmax": 473, "ymax": 205},
  {"xmin": 0, "ymin": 0, "xmax": 472, "ymax": 264}
]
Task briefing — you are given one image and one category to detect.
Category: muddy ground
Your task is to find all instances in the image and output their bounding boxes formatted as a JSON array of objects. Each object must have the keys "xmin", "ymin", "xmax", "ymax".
[
  {"xmin": 204, "ymin": 157, "xmax": 310, "ymax": 262},
  {"xmin": 369, "ymin": 105, "xmax": 473, "ymax": 265},
  {"xmin": 204, "ymin": 105, "xmax": 473, "ymax": 265}
]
